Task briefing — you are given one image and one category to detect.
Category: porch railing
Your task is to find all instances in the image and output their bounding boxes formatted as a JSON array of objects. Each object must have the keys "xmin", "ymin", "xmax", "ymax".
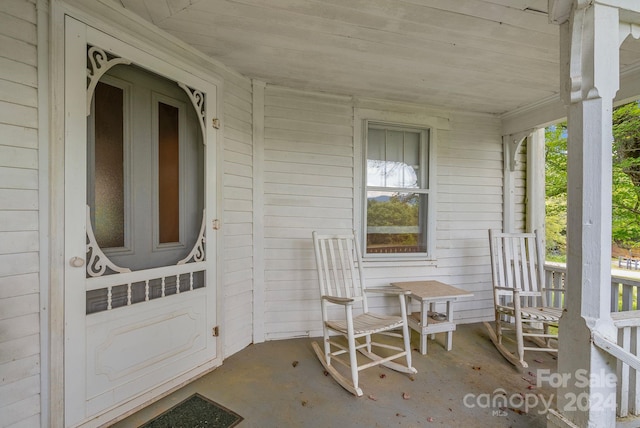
[
  {"xmin": 544, "ymin": 263, "xmax": 640, "ymax": 422},
  {"xmin": 544, "ymin": 262, "xmax": 640, "ymax": 312},
  {"xmin": 609, "ymin": 311, "xmax": 640, "ymax": 420}
]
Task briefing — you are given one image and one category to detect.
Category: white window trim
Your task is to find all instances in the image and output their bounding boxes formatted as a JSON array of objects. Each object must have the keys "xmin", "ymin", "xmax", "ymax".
[{"xmin": 354, "ymin": 108, "xmax": 438, "ymax": 263}]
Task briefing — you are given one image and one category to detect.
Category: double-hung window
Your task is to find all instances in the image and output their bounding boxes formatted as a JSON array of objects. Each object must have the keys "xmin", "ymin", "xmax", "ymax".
[{"xmin": 364, "ymin": 122, "xmax": 434, "ymax": 258}]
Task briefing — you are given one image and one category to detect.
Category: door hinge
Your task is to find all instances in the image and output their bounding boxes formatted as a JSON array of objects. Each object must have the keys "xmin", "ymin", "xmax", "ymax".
[
  {"xmin": 212, "ymin": 118, "xmax": 220, "ymax": 129},
  {"xmin": 212, "ymin": 219, "xmax": 221, "ymax": 230},
  {"xmin": 212, "ymin": 326, "xmax": 220, "ymax": 337}
]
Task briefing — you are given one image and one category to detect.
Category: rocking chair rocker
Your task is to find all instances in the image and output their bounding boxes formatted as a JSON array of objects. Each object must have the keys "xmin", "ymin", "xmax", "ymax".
[
  {"xmin": 311, "ymin": 231, "xmax": 417, "ymax": 396},
  {"xmin": 484, "ymin": 229, "xmax": 563, "ymax": 368}
]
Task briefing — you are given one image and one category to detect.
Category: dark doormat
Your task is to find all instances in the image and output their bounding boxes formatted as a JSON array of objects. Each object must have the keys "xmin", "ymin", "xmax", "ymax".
[{"xmin": 139, "ymin": 393, "xmax": 243, "ymax": 428}]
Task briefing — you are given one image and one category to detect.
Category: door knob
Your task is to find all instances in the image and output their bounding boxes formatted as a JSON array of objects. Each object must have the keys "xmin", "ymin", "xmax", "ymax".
[{"xmin": 70, "ymin": 257, "xmax": 85, "ymax": 267}]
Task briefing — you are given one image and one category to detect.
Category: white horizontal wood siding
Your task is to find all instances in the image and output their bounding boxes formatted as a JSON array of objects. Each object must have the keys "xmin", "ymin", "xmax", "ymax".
[
  {"xmin": 434, "ymin": 112, "xmax": 504, "ymax": 322},
  {"xmin": 261, "ymin": 91, "xmax": 507, "ymax": 339},
  {"xmin": 221, "ymin": 70, "xmax": 255, "ymax": 356},
  {"xmin": 0, "ymin": 0, "xmax": 41, "ymax": 427},
  {"xmin": 263, "ymin": 87, "xmax": 353, "ymax": 340}
]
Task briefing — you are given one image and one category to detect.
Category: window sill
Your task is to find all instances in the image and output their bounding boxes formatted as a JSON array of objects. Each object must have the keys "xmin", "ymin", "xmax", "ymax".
[{"xmin": 363, "ymin": 258, "xmax": 438, "ymax": 268}]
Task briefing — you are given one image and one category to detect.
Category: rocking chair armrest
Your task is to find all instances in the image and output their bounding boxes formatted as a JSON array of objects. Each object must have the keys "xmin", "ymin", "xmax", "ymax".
[
  {"xmin": 364, "ymin": 286, "xmax": 410, "ymax": 296},
  {"xmin": 495, "ymin": 286, "xmax": 522, "ymax": 293},
  {"xmin": 322, "ymin": 295, "xmax": 355, "ymax": 305}
]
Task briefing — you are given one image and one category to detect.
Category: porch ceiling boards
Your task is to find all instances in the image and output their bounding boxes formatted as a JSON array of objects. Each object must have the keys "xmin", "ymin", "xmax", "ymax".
[{"xmin": 119, "ymin": 0, "xmax": 640, "ymax": 115}]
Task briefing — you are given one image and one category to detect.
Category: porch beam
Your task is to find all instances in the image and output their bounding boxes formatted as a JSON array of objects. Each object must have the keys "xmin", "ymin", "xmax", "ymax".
[
  {"xmin": 548, "ymin": 2, "xmax": 619, "ymax": 427},
  {"xmin": 600, "ymin": 0, "xmax": 640, "ymax": 14},
  {"xmin": 501, "ymin": 64, "xmax": 640, "ymax": 137}
]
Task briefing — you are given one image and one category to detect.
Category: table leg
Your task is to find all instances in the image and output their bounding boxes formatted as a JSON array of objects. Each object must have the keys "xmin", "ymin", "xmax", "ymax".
[
  {"xmin": 429, "ymin": 302, "xmax": 436, "ymax": 340},
  {"xmin": 420, "ymin": 300, "xmax": 428, "ymax": 355},
  {"xmin": 445, "ymin": 300, "xmax": 453, "ymax": 351}
]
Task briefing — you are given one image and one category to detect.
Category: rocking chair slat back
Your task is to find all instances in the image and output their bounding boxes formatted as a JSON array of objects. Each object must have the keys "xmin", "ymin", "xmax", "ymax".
[
  {"xmin": 313, "ymin": 231, "xmax": 365, "ymax": 306},
  {"xmin": 490, "ymin": 230, "xmax": 545, "ymax": 307}
]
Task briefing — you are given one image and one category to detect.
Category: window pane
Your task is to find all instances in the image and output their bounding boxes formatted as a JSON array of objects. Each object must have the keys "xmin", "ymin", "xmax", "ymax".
[
  {"xmin": 367, "ymin": 128, "xmax": 385, "ymax": 186},
  {"xmin": 368, "ymin": 128, "xmax": 385, "ymax": 161},
  {"xmin": 386, "ymin": 130, "xmax": 403, "ymax": 162},
  {"xmin": 367, "ymin": 127, "xmax": 420, "ymax": 189},
  {"xmin": 93, "ymin": 82, "xmax": 125, "ymax": 248},
  {"xmin": 366, "ymin": 191, "xmax": 427, "ymax": 254},
  {"xmin": 158, "ymin": 102, "xmax": 180, "ymax": 244},
  {"xmin": 403, "ymin": 131, "xmax": 421, "ymax": 187},
  {"xmin": 367, "ymin": 160, "xmax": 418, "ymax": 188}
]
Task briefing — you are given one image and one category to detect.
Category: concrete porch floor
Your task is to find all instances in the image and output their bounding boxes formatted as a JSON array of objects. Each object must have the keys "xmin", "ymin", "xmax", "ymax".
[{"xmin": 113, "ymin": 323, "xmax": 558, "ymax": 427}]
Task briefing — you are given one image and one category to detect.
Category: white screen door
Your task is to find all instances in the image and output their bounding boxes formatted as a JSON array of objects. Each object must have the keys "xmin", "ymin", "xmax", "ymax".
[{"xmin": 63, "ymin": 17, "xmax": 220, "ymax": 427}]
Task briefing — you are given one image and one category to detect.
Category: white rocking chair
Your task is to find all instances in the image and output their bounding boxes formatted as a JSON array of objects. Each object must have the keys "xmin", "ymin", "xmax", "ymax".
[
  {"xmin": 311, "ymin": 231, "xmax": 417, "ymax": 396},
  {"xmin": 484, "ymin": 230, "xmax": 563, "ymax": 368}
]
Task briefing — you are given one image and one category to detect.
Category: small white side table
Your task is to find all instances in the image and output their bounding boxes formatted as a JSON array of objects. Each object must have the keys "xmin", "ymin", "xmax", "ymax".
[{"xmin": 391, "ymin": 280, "xmax": 473, "ymax": 355}]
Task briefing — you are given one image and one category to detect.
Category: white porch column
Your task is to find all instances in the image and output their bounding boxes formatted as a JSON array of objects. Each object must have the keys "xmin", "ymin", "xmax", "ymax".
[
  {"xmin": 527, "ymin": 129, "xmax": 546, "ymax": 238},
  {"xmin": 548, "ymin": 2, "xmax": 620, "ymax": 427},
  {"xmin": 502, "ymin": 136, "xmax": 516, "ymax": 233}
]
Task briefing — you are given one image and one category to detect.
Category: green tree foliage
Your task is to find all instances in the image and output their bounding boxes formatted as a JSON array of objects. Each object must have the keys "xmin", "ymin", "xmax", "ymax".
[
  {"xmin": 367, "ymin": 193, "xmax": 418, "ymax": 246},
  {"xmin": 544, "ymin": 101, "xmax": 640, "ymax": 259},
  {"xmin": 612, "ymin": 102, "xmax": 640, "ymax": 253},
  {"xmin": 545, "ymin": 124, "xmax": 568, "ymax": 259}
]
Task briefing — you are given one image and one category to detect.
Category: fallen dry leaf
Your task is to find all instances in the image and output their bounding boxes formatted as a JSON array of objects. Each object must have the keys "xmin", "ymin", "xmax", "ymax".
[
  {"xmin": 367, "ymin": 395, "xmax": 377, "ymax": 401},
  {"xmin": 301, "ymin": 400, "xmax": 308, "ymax": 407},
  {"xmin": 323, "ymin": 370, "xmax": 329, "ymax": 376},
  {"xmin": 379, "ymin": 373, "xmax": 386, "ymax": 379},
  {"xmin": 509, "ymin": 407, "xmax": 527, "ymax": 415},
  {"xmin": 527, "ymin": 385, "xmax": 535, "ymax": 390},
  {"xmin": 292, "ymin": 361, "xmax": 299, "ymax": 367},
  {"xmin": 402, "ymin": 392, "xmax": 411, "ymax": 400},
  {"xmin": 472, "ymin": 366, "xmax": 481, "ymax": 371},
  {"xmin": 534, "ymin": 359, "xmax": 544, "ymax": 363},
  {"xmin": 427, "ymin": 417, "xmax": 434, "ymax": 422},
  {"xmin": 522, "ymin": 377, "xmax": 535, "ymax": 385}
]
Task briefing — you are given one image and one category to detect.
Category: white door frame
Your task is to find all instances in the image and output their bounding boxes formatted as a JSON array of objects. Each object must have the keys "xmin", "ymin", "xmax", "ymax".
[{"xmin": 48, "ymin": 2, "xmax": 225, "ymax": 426}]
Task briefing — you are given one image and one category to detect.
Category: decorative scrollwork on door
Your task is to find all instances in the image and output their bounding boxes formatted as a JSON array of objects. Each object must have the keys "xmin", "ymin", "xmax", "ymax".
[
  {"xmin": 86, "ymin": 46, "xmax": 131, "ymax": 114},
  {"xmin": 86, "ymin": 205, "xmax": 131, "ymax": 277},
  {"xmin": 177, "ymin": 210, "xmax": 206, "ymax": 265},
  {"xmin": 178, "ymin": 82, "xmax": 207, "ymax": 143}
]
